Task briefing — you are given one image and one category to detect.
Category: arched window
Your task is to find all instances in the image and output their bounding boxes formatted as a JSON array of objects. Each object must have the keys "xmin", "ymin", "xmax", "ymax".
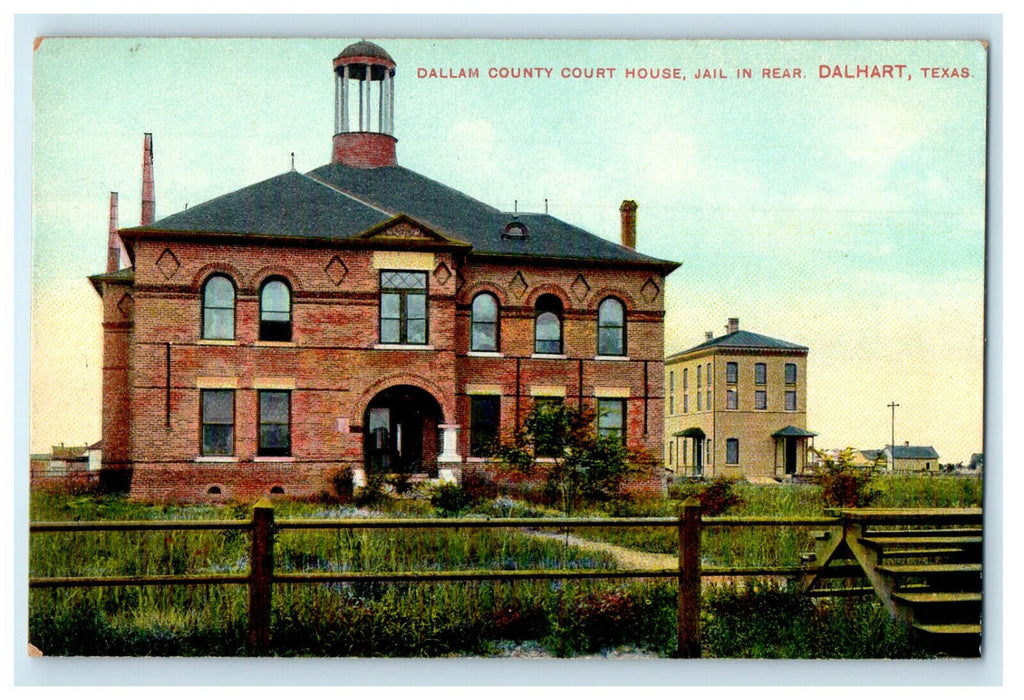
[
  {"xmin": 202, "ymin": 274, "xmax": 235, "ymax": 340},
  {"xmin": 260, "ymin": 278, "xmax": 292, "ymax": 342},
  {"xmin": 597, "ymin": 297, "xmax": 626, "ymax": 356},
  {"xmin": 471, "ymin": 293, "xmax": 499, "ymax": 352},
  {"xmin": 534, "ymin": 294, "xmax": 563, "ymax": 355}
]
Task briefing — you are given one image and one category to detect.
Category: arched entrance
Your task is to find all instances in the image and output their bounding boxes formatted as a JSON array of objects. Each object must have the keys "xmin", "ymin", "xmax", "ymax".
[{"xmin": 364, "ymin": 385, "xmax": 443, "ymax": 476}]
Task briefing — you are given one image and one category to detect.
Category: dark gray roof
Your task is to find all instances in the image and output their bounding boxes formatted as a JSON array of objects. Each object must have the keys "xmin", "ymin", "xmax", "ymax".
[
  {"xmin": 307, "ymin": 163, "xmax": 674, "ymax": 267},
  {"xmin": 772, "ymin": 426, "xmax": 817, "ymax": 438},
  {"xmin": 129, "ymin": 170, "xmax": 391, "ymax": 241},
  {"xmin": 886, "ymin": 445, "xmax": 940, "ymax": 460},
  {"xmin": 337, "ymin": 40, "xmax": 394, "ymax": 63},
  {"xmin": 669, "ymin": 329, "xmax": 808, "ymax": 358},
  {"xmin": 120, "ymin": 163, "xmax": 677, "ymax": 270}
]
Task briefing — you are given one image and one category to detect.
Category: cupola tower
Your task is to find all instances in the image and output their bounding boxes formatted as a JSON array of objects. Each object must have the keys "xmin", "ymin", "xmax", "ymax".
[{"xmin": 332, "ymin": 40, "xmax": 397, "ymax": 168}]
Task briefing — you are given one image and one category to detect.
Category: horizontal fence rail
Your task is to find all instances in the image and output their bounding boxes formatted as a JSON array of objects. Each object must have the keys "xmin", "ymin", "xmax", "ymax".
[{"xmin": 32, "ymin": 500, "xmax": 914, "ymax": 658}]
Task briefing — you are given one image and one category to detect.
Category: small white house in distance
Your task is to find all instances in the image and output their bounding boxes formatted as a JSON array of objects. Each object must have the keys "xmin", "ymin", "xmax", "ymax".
[{"xmin": 881, "ymin": 443, "xmax": 940, "ymax": 473}]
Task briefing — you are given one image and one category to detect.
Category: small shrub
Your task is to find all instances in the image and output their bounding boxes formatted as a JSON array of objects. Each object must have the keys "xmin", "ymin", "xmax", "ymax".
[
  {"xmin": 385, "ymin": 472, "xmax": 414, "ymax": 496},
  {"xmin": 429, "ymin": 481, "xmax": 474, "ymax": 517},
  {"xmin": 354, "ymin": 473, "xmax": 387, "ymax": 508},
  {"xmin": 672, "ymin": 477, "xmax": 744, "ymax": 516},
  {"xmin": 814, "ymin": 448, "xmax": 876, "ymax": 508},
  {"xmin": 329, "ymin": 467, "xmax": 354, "ymax": 502}
]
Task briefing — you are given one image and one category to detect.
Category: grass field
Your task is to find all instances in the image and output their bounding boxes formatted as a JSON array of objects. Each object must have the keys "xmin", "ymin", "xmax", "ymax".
[{"xmin": 28, "ymin": 474, "xmax": 979, "ymax": 658}]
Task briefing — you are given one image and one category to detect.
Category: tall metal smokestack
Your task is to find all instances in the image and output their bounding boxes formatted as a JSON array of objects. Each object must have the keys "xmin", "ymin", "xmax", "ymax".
[
  {"xmin": 141, "ymin": 133, "xmax": 155, "ymax": 226},
  {"xmin": 107, "ymin": 192, "xmax": 120, "ymax": 273},
  {"xmin": 620, "ymin": 200, "xmax": 637, "ymax": 249}
]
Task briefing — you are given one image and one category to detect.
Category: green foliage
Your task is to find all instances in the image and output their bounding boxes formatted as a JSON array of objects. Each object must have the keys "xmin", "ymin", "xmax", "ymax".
[
  {"xmin": 429, "ymin": 481, "xmax": 475, "ymax": 517},
  {"xmin": 353, "ymin": 473, "xmax": 387, "ymax": 508},
  {"xmin": 674, "ymin": 477, "xmax": 744, "ymax": 516},
  {"xmin": 702, "ymin": 580, "xmax": 922, "ymax": 659},
  {"xmin": 813, "ymin": 447, "xmax": 878, "ymax": 508},
  {"xmin": 491, "ymin": 402, "xmax": 634, "ymax": 514}
]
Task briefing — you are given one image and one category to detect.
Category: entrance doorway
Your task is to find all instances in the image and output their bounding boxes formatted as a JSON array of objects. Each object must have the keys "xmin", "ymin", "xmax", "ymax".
[
  {"xmin": 364, "ymin": 385, "xmax": 442, "ymax": 475},
  {"xmin": 785, "ymin": 437, "xmax": 798, "ymax": 475}
]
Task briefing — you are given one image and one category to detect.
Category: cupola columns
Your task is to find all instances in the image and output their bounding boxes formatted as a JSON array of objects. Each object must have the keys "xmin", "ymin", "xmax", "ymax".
[{"xmin": 332, "ymin": 41, "xmax": 398, "ymax": 168}]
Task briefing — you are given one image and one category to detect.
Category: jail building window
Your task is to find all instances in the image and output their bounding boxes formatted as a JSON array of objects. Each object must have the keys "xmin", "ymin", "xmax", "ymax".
[
  {"xmin": 726, "ymin": 362, "xmax": 738, "ymax": 384},
  {"xmin": 754, "ymin": 362, "xmax": 766, "ymax": 385},
  {"xmin": 785, "ymin": 390, "xmax": 797, "ymax": 412},
  {"xmin": 755, "ymin": 389, "xmax": 767, "ymax": 410},
  {"xmin": 726, "ymin": 438, "xmax": 739, "ymax": 465},
  {"xmin": 786, "ymin": 362, "xmax": 798, "ymax": 385},
  {"xmin": 727, "ymin": 388, "xmax": 738, "ymax": 410}
]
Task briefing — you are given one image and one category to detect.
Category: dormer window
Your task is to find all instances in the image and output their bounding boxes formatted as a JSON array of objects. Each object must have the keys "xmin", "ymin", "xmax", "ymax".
[{"xmin": 502, "ymin": 221, "xmax": 529, "ymax": 240}]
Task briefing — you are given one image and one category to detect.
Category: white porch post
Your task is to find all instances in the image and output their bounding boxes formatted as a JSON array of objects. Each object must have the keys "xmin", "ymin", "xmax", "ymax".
[{"xmin": 437, "ymin": 424, "xmax": 462, "ymax": 482}]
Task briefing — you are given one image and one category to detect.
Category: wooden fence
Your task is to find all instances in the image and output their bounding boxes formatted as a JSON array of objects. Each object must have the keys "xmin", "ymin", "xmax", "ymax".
[{"xmin": 30, "ymin": 497, "xmax": 842, "ymax": 657}]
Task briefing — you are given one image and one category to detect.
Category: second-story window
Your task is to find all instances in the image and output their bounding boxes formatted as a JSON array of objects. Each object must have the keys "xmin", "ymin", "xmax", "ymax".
[
  {"xmin": 202, "ymin": 274, "xmax": 235, "ymax": 340},
  {"xmin": 785, "ymin": 363, "xmax": 798, "ymax": 385},
  {"xmin": 534, "ymin": 294, "xmax": 563, "ymax": 355},
  {"xmin": 726, "ymin": 362, "xmax": 738, "ymax": 384},
  {"xmin": 597, "ymin": 297, "xmax": 626, "ymax": 356},
  {"xmin": 260, "ymin": 278, "xmax": 292, "ymax": 342},
  {"xmin": 380, "ymin": 271, "xmax": 427, "ymax": 345},
  {"xmin": 755, "ymin": 363, "xmax": 766, "ymax": 385},
  {"xmin": 471, "ymin": 293, "xmax": 499, "ymax": 352}
]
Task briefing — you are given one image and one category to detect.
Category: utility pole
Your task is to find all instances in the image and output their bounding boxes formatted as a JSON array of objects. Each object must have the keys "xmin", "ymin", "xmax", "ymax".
[{"xmin": 887, "ymin": 401, "xmax": 900, "ymax": 472}]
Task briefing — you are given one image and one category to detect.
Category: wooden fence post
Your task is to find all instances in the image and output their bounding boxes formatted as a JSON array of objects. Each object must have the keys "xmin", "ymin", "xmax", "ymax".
[
  {"xmin": 676, "ymin": 496, "xmax": 702, "ymax": 659},
  {"xmin": 247, "ymin": 498, "xmax": 274, "ymax": 655}
]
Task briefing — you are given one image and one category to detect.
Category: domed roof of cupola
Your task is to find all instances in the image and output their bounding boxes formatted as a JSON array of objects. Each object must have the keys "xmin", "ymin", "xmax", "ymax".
[{"xmin": 336, "ymin": 40, "xmax": 394, "ymax": 64}]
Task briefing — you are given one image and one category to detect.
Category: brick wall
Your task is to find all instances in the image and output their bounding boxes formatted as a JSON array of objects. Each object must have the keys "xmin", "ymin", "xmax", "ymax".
[{"xmin": 115, "ymin": 235, "xmax": 668, "ymax": 502}]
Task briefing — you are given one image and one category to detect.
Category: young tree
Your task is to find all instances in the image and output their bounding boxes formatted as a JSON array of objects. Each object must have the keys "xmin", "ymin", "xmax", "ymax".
[{"xmin": 491, "ymin": 402, "xmax": 635, "ymax": 515}]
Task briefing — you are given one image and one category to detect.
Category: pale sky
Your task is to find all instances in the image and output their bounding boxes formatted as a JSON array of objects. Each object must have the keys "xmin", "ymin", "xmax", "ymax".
[{"xmin": 30, "ymin": 37, "xmax": 988, "ymax": 463}]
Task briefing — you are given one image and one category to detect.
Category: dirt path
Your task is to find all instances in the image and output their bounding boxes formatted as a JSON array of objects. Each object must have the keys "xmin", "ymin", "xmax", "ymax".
[
  {"xmin": 529, "ymin": 530, "xmax": 785, "ymax": 589},
  {"xmin": 528, "ymin": 530, "xmax": 677, "ymax": 570}
]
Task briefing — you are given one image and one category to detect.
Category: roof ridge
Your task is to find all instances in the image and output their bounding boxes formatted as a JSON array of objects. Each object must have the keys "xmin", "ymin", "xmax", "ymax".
[{"xmin": 301, "ymin": 170, "xmax": 395, "ymax": 217}]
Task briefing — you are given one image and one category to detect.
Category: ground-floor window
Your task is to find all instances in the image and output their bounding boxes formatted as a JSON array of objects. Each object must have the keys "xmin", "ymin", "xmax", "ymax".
[
  {"xmin": 726, "ymin": 438, "xmax": 739, "ymax": 465},
  {"xmin": 201, "ymin": 389, "xmax": 234, "ymax": 456},
  {"xmin": 470, "ymin": 395, "xmax": 500, "ymax": 457},
  {"xmin": 258, "ymin": 390, "xmax": 291, "ymax": 457}
]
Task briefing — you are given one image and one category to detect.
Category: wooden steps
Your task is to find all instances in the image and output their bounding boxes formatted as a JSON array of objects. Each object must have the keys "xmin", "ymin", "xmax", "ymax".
[{"xmin": 800, "ymin": 509, "xmax": 983, "ymax": 657}]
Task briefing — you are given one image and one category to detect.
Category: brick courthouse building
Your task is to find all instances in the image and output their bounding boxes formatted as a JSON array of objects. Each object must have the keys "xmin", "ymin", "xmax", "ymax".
[{"xmin": 89, "ymin": 41, "xmax": 680, "ymax": 502}]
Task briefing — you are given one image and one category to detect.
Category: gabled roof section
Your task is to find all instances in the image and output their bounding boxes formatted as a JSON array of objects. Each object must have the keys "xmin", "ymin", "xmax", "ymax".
[
  {"xmin": 669, "ymin": 329, "xmax": 808, "ymax": 359},
  {"xmin": 351, "ymin": 214, "xmax": 472, "ymax": 251},
  {"xmin": 120, "ymin": 170, "xmax": 391, "ymax": 242}
]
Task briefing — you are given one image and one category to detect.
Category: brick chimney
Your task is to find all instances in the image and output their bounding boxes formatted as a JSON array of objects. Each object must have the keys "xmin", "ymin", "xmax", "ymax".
[
  {"xmin": 727, "ymin": 317, "xmax": 739, "ymax": 335},
  {"xmin": 141, "ymin": 133, "xmax": 155, "ymax": 225},
  {"xmin": 106, "ymin": 192, "xmax": 120, "ymax": 273},
  {"xmin": 620, "ymin": 200, "xmax": 637, "ymax": 249}
]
